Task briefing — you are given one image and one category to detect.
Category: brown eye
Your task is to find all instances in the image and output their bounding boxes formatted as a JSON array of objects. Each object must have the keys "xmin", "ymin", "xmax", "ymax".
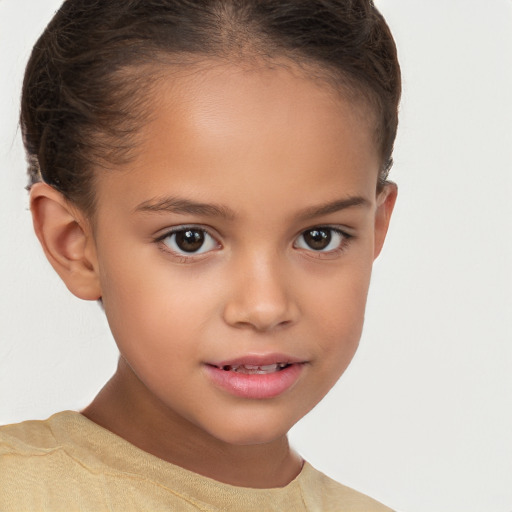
[
  {"xmin": 295, "ymin": 227, "xmax": 346, "ymax": 252},
  {"xmin": 175, "ymin": 229, "xmax": 205, "ymax": 252},
  {"xmin": 303, "ymin": 229, "xmax": 331, "ymax": 250},
  {"xmin": 162, "ymin": 228, "xmax": 218, "ymax": 254}
]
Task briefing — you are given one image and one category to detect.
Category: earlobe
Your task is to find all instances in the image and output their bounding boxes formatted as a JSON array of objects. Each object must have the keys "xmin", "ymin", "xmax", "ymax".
[
  {"xmin": 373, "ymin": 182, "xmax": 398, "ymax": 259},
  {"xmin": 30, "ymin": 183, "xmax": 102, "ymax": 301}
]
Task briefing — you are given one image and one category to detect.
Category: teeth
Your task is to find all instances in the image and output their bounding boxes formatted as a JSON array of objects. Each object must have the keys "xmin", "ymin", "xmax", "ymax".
[
  {"xmin": 221, "ymin": 363, "xmax": 289, "ymax": 374},
  {"xmin": 258, "ymin": 364, "xmax": 279, "ymax": 372}
]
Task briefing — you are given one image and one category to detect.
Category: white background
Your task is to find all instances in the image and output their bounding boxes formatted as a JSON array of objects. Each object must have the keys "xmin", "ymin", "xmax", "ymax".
[{"xmin": 1, "ymin": 1, "xmax": 511, "ymax": 511}]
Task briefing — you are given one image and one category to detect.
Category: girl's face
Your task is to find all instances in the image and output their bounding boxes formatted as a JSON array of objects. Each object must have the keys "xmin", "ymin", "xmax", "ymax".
[{"xmin": 89, "ymin": 62, "xmax": 395, "ymax": 446}]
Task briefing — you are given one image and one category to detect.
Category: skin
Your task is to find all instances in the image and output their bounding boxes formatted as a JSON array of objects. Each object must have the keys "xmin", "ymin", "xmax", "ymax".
[{"xmin": 30, "ymin": 60, "xmax": 396, "ymax": 488}]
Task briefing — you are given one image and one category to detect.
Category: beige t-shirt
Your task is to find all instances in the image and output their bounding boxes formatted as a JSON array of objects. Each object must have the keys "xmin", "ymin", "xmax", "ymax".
[{"xmin": 0, "ymin": 411, "xmax": 392, "ymax": 511}]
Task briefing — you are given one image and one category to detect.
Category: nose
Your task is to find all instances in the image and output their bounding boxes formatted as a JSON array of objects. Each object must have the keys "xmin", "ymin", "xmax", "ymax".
[{"xmin": 222, "ymin": 253, "xmax": 299, "ymax": 332}]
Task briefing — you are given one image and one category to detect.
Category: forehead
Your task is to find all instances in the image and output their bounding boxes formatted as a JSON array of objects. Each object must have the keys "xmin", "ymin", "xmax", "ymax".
[
  {"xmin": 144, "ymin": 58, "xmax": 377, "ymax": 153},
  {"xmin": 94, "ymin": 60, "xmax": 380, "ymax": 217}
]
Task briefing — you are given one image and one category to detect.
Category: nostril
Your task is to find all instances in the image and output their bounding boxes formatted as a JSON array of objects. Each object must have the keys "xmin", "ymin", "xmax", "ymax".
[{"xmin": 221, "ymin": 267, "xmax": 299, "ymax": 331}]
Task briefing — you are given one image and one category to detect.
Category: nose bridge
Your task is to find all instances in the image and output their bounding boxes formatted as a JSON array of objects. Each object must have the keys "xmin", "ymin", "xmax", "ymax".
[{"xmin": 222, "ymin": 246, "xmax": 297, "ymax": 331}]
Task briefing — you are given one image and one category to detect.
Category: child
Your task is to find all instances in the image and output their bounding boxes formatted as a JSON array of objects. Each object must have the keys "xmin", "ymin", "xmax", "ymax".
[{"xmin": 0, "ymin": 0, "xmax": 400, "ymax": 510}]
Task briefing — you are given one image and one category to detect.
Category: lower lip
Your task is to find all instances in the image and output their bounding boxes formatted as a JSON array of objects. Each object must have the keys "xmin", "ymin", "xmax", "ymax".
[{"xmin": 204, "ymin": 364, "xmax": 304, "ymax": 399}]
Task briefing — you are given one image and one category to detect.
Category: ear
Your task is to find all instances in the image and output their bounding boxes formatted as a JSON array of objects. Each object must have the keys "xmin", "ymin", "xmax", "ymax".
[
  {"xmin": 30, "ymin": 183, "xmax": 102, "ymax": 300},
  {"xmin": 373, "ymin": 182, "xmax": 398, "ymax": 259}
]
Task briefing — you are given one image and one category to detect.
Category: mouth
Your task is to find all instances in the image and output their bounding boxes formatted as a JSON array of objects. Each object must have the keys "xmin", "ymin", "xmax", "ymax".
[
  {"xmin": 217, "ymin": 363, "xmax": 291, "ymax": 375},
  {"xmin": 204, "ymin": 356, "xmax": 305, "ymax": 399}
]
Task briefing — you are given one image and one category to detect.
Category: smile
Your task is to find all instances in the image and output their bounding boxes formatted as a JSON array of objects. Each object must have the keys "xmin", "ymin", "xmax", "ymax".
[
  {"xmin": 204, "ymin": 357, "xmax": 305, "ymax": 399},
  {"xmin": 219, "ymin": 363, "xmax": 290, "ymax": 374}
]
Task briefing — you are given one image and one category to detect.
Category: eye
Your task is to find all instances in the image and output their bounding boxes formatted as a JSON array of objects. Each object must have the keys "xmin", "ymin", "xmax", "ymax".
[
  {"xmin": 160, "ymin": 227, "xmax": 218, "ymax": 255},
  {"xmin": 294, "ymin": 227, "xmax": 348, "ymax": 252}
]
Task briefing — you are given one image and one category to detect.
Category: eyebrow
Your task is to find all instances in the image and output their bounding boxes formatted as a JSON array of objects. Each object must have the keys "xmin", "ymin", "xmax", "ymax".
[
  {"xmin": 134, "ymin": 195, "xmax": 370, "ymax": 220},
  {"xmin": 134, "ymin": 196, "xmax": 236, "ymax": 220},
  {"xmin": 297, "ymin": 196, "xmax": 371, "ymax": 220}
]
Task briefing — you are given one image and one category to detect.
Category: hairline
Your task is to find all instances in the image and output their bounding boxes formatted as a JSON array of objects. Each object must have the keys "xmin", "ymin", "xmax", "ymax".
[{"xmin": 77, "ymin": 51, "xmax": 385, "ymax": 222}]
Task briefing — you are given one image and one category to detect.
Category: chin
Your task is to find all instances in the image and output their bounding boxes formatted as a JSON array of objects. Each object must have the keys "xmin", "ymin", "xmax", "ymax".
[{"xmin": 203, "ymin": 412, "xmax": 300, "ymax": 447}]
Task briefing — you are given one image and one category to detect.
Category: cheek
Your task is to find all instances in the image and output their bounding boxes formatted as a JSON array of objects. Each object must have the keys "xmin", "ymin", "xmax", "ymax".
[
  {"xmin": 97, "ymin": 249, "xmax": 218, "ymax": 363},
  {"xmin": 306, "ymin": 257, "xmax": 373, "ymax": 374},
  {"xmin": 313, "ymin": 259, "xmax": 372, "ymax": 331},
  {"xmin": 97, "ymin": 251, "xmax": 173, "ymax": 352}
]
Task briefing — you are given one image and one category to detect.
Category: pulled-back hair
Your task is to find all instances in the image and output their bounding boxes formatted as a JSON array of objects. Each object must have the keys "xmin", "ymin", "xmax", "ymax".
[{"xmin": 21, "ymin": 0, "xmax": 401, "ymax": 213}]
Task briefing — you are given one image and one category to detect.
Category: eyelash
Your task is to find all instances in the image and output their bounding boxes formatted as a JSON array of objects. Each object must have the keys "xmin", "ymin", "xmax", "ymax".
[
  {"xmin": 155, "ymin": 225, "xmax": 353, "ymax": 262},
  {"xmin": 155, "ymin": 225, "xmax": 220, "ymax": 263},
  {"xmin": 293, "ymin": 226, "xmax": 353, "ymax": 259}
]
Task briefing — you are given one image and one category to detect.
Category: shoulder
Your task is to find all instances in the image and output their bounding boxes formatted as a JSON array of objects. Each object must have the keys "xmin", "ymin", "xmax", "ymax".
[
  {"xmin": 0, "ymin": 412, "xmax": 101, "ymax": 510},
  {"xmin": 0, "ymin": 409, "xmax": 75, "ymax": 455},
  {"xmin": 0, "ymin": 417, "xmax": 394, "ymax": 512},
  {"xmin": 0, "ymin": 413, "xmax": 64, "ymax": 451},
  {"xmin": 0, "ymin": 411, "xmax": 85, "ymax": 460},
  {"xmin": 0, "ymin": 412, "xmax": 222, "ymax": 511},
  {"xmin": 299, "ymin": 463, "xmax": 394, "ymax": 512}
]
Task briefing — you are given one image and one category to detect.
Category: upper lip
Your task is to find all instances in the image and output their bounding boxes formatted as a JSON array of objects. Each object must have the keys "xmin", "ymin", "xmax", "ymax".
[{"xmin": 207, "ymin": 353, "xmax": 306, "ymax": 368}]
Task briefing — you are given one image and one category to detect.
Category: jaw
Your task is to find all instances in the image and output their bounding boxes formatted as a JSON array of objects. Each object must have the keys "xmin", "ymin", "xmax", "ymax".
[{"xmin": 81, "ymin": 356, "xmax": 304, "ymax": 487}]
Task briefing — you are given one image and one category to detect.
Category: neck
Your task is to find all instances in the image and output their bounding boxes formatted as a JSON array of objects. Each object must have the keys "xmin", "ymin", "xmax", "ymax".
[{"xmin": 81, "ymin": 357, "xmax": 303, "ymax": 488}]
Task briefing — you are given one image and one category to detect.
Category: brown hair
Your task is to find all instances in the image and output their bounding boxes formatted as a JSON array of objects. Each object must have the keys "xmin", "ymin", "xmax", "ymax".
[{"xmin": 21, "ymin": 0, "xmax": 401, "ymax": 213}]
